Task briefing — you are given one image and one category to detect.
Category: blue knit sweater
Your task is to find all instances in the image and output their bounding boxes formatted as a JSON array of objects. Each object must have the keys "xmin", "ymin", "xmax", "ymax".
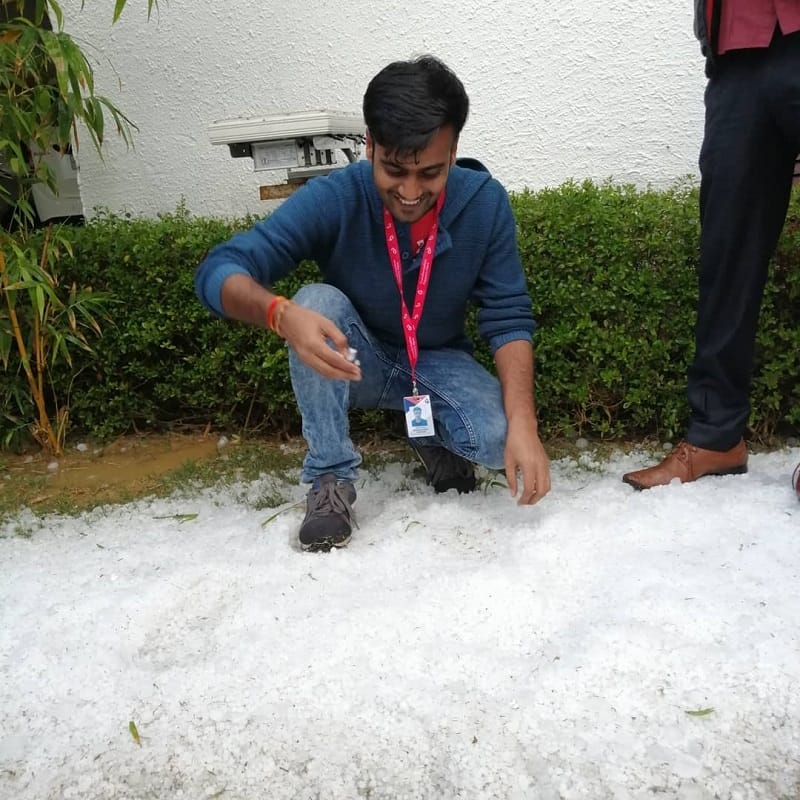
[{"xmin": 194, "ymin": 160, "xmax": 535, "ymax": 355}]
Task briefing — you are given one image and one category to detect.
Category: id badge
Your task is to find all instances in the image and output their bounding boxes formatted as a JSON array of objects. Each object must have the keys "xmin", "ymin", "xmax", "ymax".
[{"xmin": 404, "ymin": 394, "xmax": 434, "ymax": 438}]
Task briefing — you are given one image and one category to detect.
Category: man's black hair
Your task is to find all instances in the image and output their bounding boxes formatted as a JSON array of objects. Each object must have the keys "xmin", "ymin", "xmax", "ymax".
[{"xmin": 363, "ymin": 55, "xmax": 469, "ymax": 158}]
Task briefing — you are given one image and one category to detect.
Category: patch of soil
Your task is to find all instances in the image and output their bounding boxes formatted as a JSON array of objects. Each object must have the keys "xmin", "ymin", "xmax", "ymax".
[{"xmin": 3, "ymin": 433, "xmax": 223, "ymax": 508}]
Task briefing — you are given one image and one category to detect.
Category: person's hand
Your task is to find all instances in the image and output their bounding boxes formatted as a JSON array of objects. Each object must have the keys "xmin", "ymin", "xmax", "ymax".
[
  {"xmin": 504, "ymin": 417, "xmax": 550, "ymax": 505},
  {"xmin": 278, "ymin": 302, "xmax": 361, "ymax": 381}
]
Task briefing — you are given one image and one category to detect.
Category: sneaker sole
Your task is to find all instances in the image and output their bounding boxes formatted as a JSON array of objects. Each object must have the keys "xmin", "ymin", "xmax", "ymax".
[
  {"xmin": 301, "ymin": 533, "xmax": 352, "ymax": 553},
  {"xmin": 410, "ymin": 445, "xmax": 476, "ymax": 494},
  {"xmin": 432, "ymin": 478, "xmax": 477, "ymax": 494}
]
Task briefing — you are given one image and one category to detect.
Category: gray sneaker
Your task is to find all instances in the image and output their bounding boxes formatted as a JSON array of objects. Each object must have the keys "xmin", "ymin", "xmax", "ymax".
[
  {"xmin": 409, "ymin": 442, "xmax": 477, "ymax": 494},
  {"xmin": 299, "ymin": 473, "xmax": 357, "ymax": 552}
]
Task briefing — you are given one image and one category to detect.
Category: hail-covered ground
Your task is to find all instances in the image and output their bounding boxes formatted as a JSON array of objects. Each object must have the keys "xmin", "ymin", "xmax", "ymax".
[{"xmin": 2, "ymin": 446, "xmax": 800, "ymax": 800}]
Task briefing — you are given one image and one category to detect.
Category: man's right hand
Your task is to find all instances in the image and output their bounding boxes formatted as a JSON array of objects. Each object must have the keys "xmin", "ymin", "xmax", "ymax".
[
  {"xmin": 279, "ymin": 302, "xmax": 361, "ymax": 381},
  {"xmin": 220, "ymin": 275, "xmax": 360, "ymax": 381}
]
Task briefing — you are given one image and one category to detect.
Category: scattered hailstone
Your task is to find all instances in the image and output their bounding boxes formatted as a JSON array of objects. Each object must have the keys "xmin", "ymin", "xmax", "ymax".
[
  {"xmin": 575, "ymin": 437, "xmax": 589, "ymax": 450},
  {"xmin": 217, "ymin": 435, "xmax": 229, "ymax": 450},
  {"xmin": 47, "ymin": 460, "xmax": 59, "ymax": 473},
  {"xmin": 76, "ymin": 442, "xmax": 88, "ymax": 452},
  {"xmin": 662, "ymin": 441, "xmax": 674, "ymax": 451}
]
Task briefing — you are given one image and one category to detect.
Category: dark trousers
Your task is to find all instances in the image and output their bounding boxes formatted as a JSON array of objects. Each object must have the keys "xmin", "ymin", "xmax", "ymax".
[{"xmin": 687, "ymin": 30, "xmax": 800, "ymax": 450}]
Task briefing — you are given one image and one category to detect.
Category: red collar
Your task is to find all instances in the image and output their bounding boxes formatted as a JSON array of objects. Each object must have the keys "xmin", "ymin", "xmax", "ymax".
[{"xmin": 410, "ymin": 191, "xmax": 445, "ymax": 256}]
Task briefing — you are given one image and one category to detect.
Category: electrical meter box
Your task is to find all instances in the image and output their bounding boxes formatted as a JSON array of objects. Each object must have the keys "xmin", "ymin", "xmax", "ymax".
[{"xmin": 208, "ymin": 110, "xmax": 365, "ymax": 196}]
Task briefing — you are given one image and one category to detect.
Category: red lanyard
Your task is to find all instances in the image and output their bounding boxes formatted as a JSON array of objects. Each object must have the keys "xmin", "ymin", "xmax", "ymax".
[{"xmin": 383, "ymin": 192, "xmax": 445, "ymax": 395}]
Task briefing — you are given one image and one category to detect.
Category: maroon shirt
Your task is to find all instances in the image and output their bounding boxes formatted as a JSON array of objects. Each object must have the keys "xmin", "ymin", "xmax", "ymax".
[{"xmin": 717, "ymin": 0, "xmax": 800, "ymax": 54}]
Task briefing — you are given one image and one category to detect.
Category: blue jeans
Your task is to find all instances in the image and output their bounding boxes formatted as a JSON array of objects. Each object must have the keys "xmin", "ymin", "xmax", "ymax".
[{"xmin": 289, "ymin": 284, "xmax": 508, "ymax": 483}]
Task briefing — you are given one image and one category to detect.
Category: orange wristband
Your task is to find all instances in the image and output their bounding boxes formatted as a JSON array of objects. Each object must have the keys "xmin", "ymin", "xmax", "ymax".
[
  {"xmin": 266, "ymin": 295, "xmax": 287, "ymax": 331},
  {"xmin": 273, "ymin": 299, "xmax": 293, "ymax": 337}
]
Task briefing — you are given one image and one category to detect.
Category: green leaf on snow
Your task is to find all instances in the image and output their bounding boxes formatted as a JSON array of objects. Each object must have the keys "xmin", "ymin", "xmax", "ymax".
[
  {"xmin": 129, "ymin": 720, "xmax": 141, "ymax": 745},
  {"xmin": 153, "ymin": 513, "xmax": 198, "ymax": 523}
]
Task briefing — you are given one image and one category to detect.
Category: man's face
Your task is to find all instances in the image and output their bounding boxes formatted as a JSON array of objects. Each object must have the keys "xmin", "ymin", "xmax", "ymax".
[{"xmin": 366, "ymin": 126, "xmax": 457, "ymax": 223}]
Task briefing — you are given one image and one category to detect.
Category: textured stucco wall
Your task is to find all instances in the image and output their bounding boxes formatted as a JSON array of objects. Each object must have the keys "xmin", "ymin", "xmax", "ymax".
[{"xmin": 61, "ymin": 0, "xmax": 707, "ymax": 219}]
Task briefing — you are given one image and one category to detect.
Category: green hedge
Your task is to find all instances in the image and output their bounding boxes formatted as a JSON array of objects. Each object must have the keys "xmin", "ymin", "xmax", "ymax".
[
  {"xmin": 4, "ymin": 182, "xmax": 800, "ymax": 445},
  {"xmin": 38, "ymin": 208, "xmax": 316, "ymax": 440},
  {"xmin": 512, "ymin": 180, "xmax": 701, "ymax": 440}
]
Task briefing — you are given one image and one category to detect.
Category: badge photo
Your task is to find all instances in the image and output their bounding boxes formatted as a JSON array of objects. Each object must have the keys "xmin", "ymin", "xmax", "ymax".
[{"xmin": 404, "ymin": 394, "xmax": 434, "ymax": 438}]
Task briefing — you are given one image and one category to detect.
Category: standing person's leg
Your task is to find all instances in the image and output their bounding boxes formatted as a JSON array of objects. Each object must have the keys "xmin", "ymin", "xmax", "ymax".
[
  {"xmin": 624, "ymin": 43, "xmax": 797, "ymax": 490},
  {"xmin": 772, "ymin": 31, "xmax": 800, "ymax": 151},
  {"xmin": 687, "ymin": 48, "xmax": 797, "ymax": 451},
  {"xmin": 769, "ymin": 30, "xmax": 800, "ymax": 497}
]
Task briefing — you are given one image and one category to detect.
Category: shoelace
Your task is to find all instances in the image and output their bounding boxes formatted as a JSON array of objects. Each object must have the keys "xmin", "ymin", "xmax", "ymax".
[
  {"xmin": 308, "ymin": 481, "xmax": 358, "ymax": 528},
  {"xmin": 671, "ymin": 442, "xmax": 692, "ymax": 464}
]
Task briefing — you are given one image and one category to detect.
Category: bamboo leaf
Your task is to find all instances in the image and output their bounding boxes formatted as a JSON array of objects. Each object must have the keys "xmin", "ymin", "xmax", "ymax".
[
  {"xmin": 0, "ymin": 329, "xmax": 11, "ymax": 369},
  {"xmin": 128, "ymin": 720, "xmax": 141, "ymax": 746},
  {"xmin": 40, "ymin": 33, "xmax": 68, "ymax": 99},
  {"xmin": 52, "ymin": 332, "xmax": 76, "ymax": 367},
  {"xmin": 47, "ymin": 0, "xmax": 64, "ymax": 29},
  {"xmin": 33, "ymin": 86, "xmax": 51, "ymax": 116},
  {"xmin": 261, "ymin": 500, "xmax": 303, "ymax": 527},
  {"xmin": 113, "ymin": 0, "xmax": 159, "ymax": 23},
  {"xmin": 2, "ymin": 141, "xmax": 29, "ymax": 177},
  {"xmin": 153, "ymin": 513, "xmax": 199, "ymax": 523},
  {"xmin": 113, "ymin": 0, "xmax": 127, "ymax": 23},
  {"xmin": 0, "ymin": 29, "xmax": 21, "ymax": 46},
  {"xmin": 34, "ymin": 284, "xmax": 45, "ymax": 319},
  {"xmin": 62, "ymin": 36, "xmax": 89, "ymax": 101}
]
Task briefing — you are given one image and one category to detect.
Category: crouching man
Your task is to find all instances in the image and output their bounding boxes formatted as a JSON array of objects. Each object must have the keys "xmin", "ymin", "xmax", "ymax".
[{"xmin": 195, "ymin": 55, "xmax": 550, "ymax": 551}]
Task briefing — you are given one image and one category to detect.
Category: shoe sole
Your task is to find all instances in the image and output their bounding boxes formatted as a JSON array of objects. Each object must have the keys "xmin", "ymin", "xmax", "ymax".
[
  {"xmin": 623, "ymin": 464, "xmax": 748, "ymax": 491},
  {"xmin": 432, "ymin": 479, "xmax": 477, "ymax": 494},
  {"xmin": 410, "ymin": 445, "xmax": 476, "ymax": 494},
  {"xmin": 300, "ymin": 533, "xmax": 352, "ymax": 553}
]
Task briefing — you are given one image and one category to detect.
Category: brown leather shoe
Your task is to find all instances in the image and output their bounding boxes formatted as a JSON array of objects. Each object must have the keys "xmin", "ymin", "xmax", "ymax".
[{"xmin": 622, "ymin": 439, "xmax": 748, "ymax": 490}]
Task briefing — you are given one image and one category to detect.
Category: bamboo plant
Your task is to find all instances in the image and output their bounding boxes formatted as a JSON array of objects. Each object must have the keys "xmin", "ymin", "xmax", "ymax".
[{"xmin": 0, "ymin": 0, "xmax": 156, "ymax": 453}]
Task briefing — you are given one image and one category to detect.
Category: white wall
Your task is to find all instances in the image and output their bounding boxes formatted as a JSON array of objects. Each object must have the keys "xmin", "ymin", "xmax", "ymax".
[{"xmin": 62, "ymin": 0, "xmax": 707, "ymax": 219}]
